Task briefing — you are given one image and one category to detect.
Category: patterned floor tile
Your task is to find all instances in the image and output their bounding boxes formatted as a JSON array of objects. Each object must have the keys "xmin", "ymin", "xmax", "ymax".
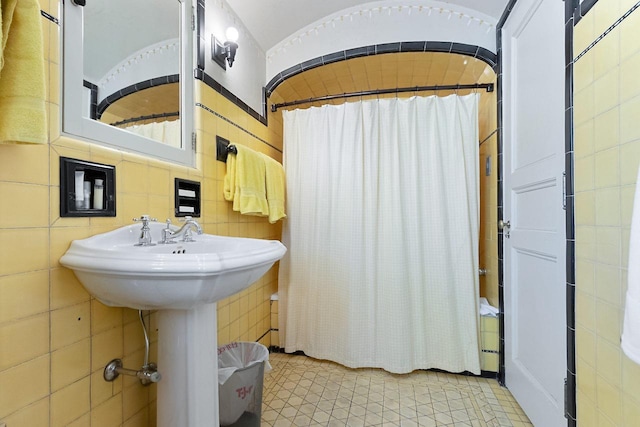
[{"xmin": 261, "ymin": 353, "xmax": 533, "ymax": 426}]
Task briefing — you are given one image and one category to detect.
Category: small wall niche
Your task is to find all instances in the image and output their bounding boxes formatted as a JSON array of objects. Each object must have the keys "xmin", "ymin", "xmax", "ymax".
[
  {"xmin": 175, "ymin": 178, "xmax": 201, "ymax": 217},
  {"xmin": 60, "ymin": 157, "xmax": 116, "ymax": 217}
]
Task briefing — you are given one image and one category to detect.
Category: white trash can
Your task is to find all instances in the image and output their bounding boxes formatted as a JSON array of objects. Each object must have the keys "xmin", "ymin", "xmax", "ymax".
[{"xmin": 218, "ymin": 342, "xmax": 271, "ymax": 426}]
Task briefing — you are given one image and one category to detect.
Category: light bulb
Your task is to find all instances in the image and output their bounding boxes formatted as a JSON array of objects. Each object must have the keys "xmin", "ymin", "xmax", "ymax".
[{"xmin": 225, "ymin": 27, "xmax": 239, "ymax": 42}]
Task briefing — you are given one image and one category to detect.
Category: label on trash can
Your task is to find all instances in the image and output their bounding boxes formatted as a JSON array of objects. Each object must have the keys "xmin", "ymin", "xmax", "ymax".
[
  {"xmin": 218, "ymin": 342, "xmax": 271, "ymax": 426},
  {"xmin": 218, "ymin": 342, "xmax": 239, "ymax": 355},
  {"xmin": 236, "ymin": 385, "xmax": 253, "ymax": 399}
]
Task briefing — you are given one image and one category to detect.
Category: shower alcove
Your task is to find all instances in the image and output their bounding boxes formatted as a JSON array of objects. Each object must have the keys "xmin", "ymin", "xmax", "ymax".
[{"xmin": 268, "ymin": 48, "xmax": 500, "ymax": 373}]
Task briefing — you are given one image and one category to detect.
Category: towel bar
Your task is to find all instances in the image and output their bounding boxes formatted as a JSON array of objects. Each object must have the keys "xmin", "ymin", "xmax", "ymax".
[{"xmin": 216, "ymin": 136, "xmax": 238, "ymax": 162}]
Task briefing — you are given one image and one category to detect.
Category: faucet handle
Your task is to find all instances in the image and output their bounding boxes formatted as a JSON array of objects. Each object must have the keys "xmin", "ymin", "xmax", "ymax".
[
  {"xmin": 133, "ymin": 215, "xmax": 157, "ymax": 224},
  {"xmin": 159, "ymin": 219, "xmax": 177, "ymax": 244},
  {"xmin": 133, "ymin": 215, "xmax": 157, "ymax": 247}
]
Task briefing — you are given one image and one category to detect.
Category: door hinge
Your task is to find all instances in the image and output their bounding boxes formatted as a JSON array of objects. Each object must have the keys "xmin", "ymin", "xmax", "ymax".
[
  {"xmin": 192, "ymin": 132, "xmax": 197, "ymax": 151},
  {"xmin": 191, "ymin": 10, "xmax": 196, "ymax": 31},
  {"xmin": 562, "ymin": 171, "xmax": 567, "ymax": 210}
]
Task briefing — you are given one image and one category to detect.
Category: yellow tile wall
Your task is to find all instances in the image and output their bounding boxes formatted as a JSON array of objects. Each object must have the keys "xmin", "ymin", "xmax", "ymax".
[
  {"xmin": 574, "ymin": 0, "xmax": 640, "ymax": 425},
  {"xmin": 480, "ymin": 316, "xmax": 499, "ymax": 372},
  {"xmin": 0, "ymin": 2, "xmax": 282, "ymax": 425}
]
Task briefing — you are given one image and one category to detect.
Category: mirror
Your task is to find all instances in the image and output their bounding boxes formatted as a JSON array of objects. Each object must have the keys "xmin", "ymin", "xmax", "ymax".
[{"xmin": 63, "ymin": 0, "xmax": 194, "ymax": 166}]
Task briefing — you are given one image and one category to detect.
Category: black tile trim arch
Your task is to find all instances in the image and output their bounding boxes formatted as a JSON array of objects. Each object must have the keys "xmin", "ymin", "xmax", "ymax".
[
  {"xmin": 192, "ymin": 39, "xmax": 498, "ymax": 128},
  {"xmin": 264, "ymin": 41, "xmax": 498, "ymax": 97},
  {"xmin": 95, "ymin": 74, "xmax": 179, "ymax": 120}
]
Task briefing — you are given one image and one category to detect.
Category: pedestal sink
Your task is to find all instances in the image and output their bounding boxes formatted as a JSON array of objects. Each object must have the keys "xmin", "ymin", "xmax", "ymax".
[{"xmin": 60, "ymin": 219, "xmax": 286, "ymax": 426}]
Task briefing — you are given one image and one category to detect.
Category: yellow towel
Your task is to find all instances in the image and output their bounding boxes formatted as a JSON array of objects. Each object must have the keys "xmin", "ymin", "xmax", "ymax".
[
  {"xmin": 223, "ymin": 144, "xmax": 269, "ymax": 216},
  {"xmin": 262, "ymin": 153, "xmax": 286, "ymax": 223},
  {"xmin": 1, "ymin": 0, "xmax": 18, "ymax": 71},
  {"xmin": 0, "ymin": 0, "xmax": 47, "ymax": 145}
]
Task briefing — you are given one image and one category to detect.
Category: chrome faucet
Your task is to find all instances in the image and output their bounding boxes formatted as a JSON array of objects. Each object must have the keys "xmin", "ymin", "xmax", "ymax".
[
  {"xmin": 160, "ymin": 216, "xmax": 203, "ymax": 243},
  {"xmin": 133, "ymin": 215, "xmax": 157, "ymax": 246}
]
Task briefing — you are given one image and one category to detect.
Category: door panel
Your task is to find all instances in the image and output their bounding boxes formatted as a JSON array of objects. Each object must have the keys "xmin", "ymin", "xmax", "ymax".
[{"xmin": 502, "ymin": 0, "xmax": 567, "ymax": 425}]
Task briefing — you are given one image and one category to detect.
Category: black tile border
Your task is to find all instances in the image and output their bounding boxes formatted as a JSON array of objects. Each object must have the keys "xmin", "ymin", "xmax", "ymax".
[
  {"xmin": 83, "ymin": 80, "xmax": 98, "ymax": 120},
  {"xmin": 495, "ymin": 0, "xmax": 640, "ymax": 424},
  {"xmin": 565, "ymin": 0, "xmax": 578, "ymax": 424},
  {"xmin": 95, "ymin": 74, "xmax": 179, "ymax": 120},
  {"xmin": 495, "ymin": 0, "xmax": 518, "ymax": 389},
  {"xmin": 264, "ymin": 41, "xmax": 498, "ymax": 97},
  {"xmin": 194, "ymin": 2, "xmax": 269, "ymax": 127},
  {"xmin": 193, "ymin": 69, "xmax": 269, "ymax": 126},
  {"xmin": 574, "ymin": 0, "xmax": 599, "ymax": 24},
  {"xmin": 197, "ymin": 0, "xmax": 206, "ymax": 71},
  {"xmin": 565, "ymin": 1, "xmax": 640, "ymax": 425},
  {"xmin": 496, "ymin": 4, "xmax": 579, "ymax": 423},
  {"xmin": 41, "ymin": 9, "xmax": 59, "ymax": 24},
  {"xmin": 195, "ymin": 102, "xmax": 281, "ymax": 154}
]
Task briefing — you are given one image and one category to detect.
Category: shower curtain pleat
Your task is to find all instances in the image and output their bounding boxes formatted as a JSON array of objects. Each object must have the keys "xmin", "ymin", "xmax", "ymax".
[{"xmin": 279, "ymin": 94, "xmax": 481, "ymax": 374}]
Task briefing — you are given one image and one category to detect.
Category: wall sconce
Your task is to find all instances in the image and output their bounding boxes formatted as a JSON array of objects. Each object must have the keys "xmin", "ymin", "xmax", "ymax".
[{"xmin": 212, "ymin": 27, "xmax": 239, "ymax": 70}]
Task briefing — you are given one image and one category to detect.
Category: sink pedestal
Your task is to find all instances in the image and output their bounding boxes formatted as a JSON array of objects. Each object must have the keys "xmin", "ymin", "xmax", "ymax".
[{"xmin": 157, "ymin": 304, "xmax": 219, "ymax": 427}]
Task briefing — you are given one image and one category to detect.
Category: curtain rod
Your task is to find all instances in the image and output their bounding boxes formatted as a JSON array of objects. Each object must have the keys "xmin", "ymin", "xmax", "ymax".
[
  {"xmin": 111, "ymin": 111, "xmax": 179, "ymax": 127},
  {"xmin": 271, "ymin": 83, "xmax": 494, "ymax": 112}
]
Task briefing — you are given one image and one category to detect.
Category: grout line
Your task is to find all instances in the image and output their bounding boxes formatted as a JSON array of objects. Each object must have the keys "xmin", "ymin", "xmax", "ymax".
[
  {"xmin": 479, "ymin": 128, "xmax": 498, "ymax": 146},
  {"xmin": 574, "ymin": 1, "xmax": 640, "ymax": 62},
  {"xmin": 195, "ymin": 102, "xmax": 282, "ymax": 153}
]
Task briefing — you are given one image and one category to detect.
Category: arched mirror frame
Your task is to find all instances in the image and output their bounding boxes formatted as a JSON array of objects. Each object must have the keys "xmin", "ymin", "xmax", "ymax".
[{"xmin": 62, "ymin": 0, "xmax": 195, "ymax": 167}]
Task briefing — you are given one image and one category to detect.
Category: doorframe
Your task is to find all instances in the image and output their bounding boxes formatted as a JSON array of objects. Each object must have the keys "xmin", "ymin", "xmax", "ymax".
[{"xmin": 495, "ymin": 0, "xmax": 577, "ymax": 425}]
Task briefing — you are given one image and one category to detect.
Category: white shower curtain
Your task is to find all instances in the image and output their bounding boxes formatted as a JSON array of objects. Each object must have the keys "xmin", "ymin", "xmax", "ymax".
[
  {"xmin": 123, "ymin": 119, "xmax": 181, "ymax": 147},
  {"xmin": 279, "ymin": 94, "xmax": 481, "ymax": 374}
]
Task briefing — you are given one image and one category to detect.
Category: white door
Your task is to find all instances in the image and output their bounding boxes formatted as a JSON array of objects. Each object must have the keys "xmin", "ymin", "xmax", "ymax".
[{"xmin": 502, "ymin": 0, "xmax": 567, "ymax": 426}]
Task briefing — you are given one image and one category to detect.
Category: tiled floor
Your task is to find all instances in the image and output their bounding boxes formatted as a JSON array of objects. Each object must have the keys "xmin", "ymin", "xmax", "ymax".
[{"xmin": 262, "ymin": 353, "xmax": 532, "ymax": 427}]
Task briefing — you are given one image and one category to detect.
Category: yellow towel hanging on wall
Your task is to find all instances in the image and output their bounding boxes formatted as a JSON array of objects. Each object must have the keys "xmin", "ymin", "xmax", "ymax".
[
  {"xmin": 0, "ymin": 0, "xmax": 47, "ymax": 145},
  {"xmin": 1, "ymin": 0, "xmax": 18, "ymax": 70},
  {"xmin": 223, "ymin": 144, "xmax": 269, "ymax": 216},
  {"xmin": 262, "ymin": 153, "xmax": 286, "ymax": 223}
]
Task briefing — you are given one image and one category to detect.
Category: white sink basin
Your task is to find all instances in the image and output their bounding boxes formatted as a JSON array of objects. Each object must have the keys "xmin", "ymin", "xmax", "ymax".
[{"xmin": 60, "ymin": 222, "xmax": 287, "ymax": 309}]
